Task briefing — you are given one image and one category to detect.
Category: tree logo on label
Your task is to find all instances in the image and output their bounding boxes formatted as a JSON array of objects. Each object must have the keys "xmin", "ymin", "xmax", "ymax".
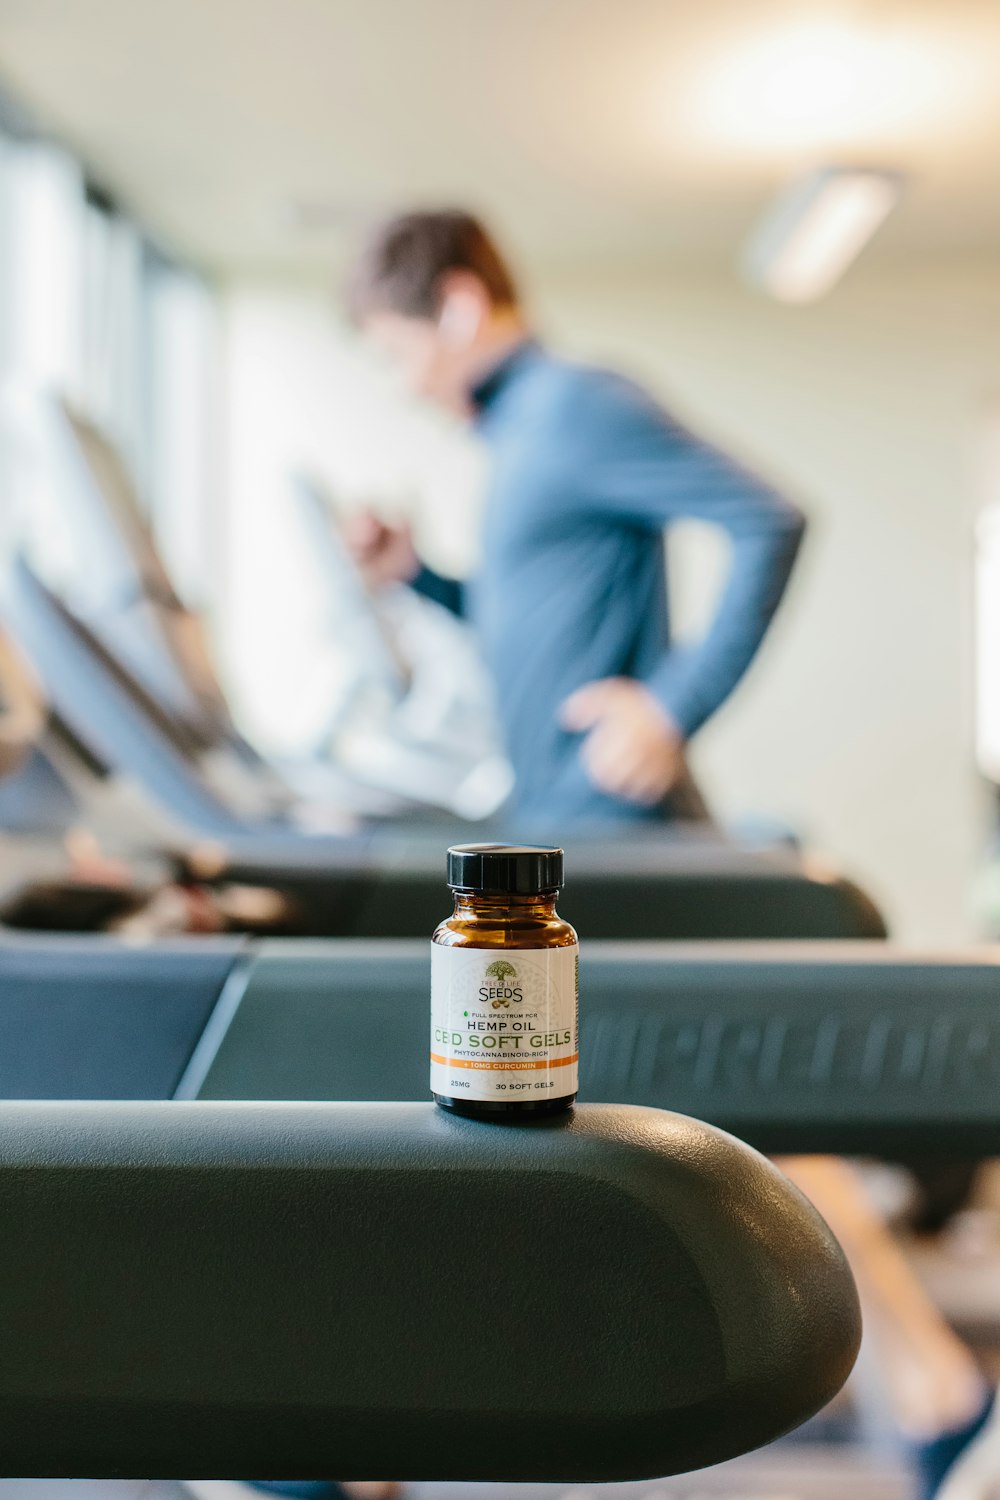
[{"xmin": 484, "ymin": 958, "xmax": 520, "ymax": 1008}]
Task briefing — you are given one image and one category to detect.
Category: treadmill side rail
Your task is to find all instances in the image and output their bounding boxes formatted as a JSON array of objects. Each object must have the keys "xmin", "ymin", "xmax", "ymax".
[
  {"xmin": 0, "ymin": 1100, "xmax": 859, "ymax": 1481},
  {"xmin": 197, "ymin": 940, "xmax": 1000, "ymax": 1155}
]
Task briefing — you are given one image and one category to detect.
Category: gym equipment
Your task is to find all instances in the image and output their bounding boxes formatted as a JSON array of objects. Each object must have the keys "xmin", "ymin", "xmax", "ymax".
[
  {"xmin": 0, "ymin": 563, "xmax": 886, "ymax": 937},
  {"xmin": 0, "ymin": 1099, "xmax": 860, "ymax": 1479},
  {"xmin": 292, "ymin": 472, "xmax": 408, "ymax": 701},
  {"xmin": 0, "ymin": 933, "xmax": 243, "ymax": 1098},
  {"xmin": 292, "ymin": 474, "xmax": 513, "ymax": 817},
  {"xmin": 188, "ymin": 940, "xmax": 1000, "ymax": 1154},
  {"xmin": 1, "ymin": 553, "xmax": 298, "ymax": 839},
  {"xmin": 237, "ymin": 823, "xmax": 886, "ymax": 940},
  {"xmin": 25, "ymin": 396, "xmax": 264, "ymax": 756},
  {"xmin": 9, "ymin": 397, "xmax": 500, "ymax": 826},
  {"xmin": 4, "ymin": 934, "xmax": 999, "ymax": 1155},
  {"xmin": 0, "ymin": 399, "xmax": 888, "ymax": 941}
]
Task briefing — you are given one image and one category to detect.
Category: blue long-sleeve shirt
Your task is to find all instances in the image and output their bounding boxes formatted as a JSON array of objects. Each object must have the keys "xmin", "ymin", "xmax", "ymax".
[{"xmin": 418, "ymin": 341, "xmax": 805, "ymax": 823}]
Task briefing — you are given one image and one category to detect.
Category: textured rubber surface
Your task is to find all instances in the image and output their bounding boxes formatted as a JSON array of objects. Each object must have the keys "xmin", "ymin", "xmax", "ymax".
[{"xmin": 0, "ymin": 1101, "xmax": 859, "ymax": 1480}]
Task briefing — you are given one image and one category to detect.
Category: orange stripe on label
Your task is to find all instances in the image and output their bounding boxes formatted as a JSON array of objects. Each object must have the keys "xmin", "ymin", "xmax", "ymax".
[{"xmin": 430, "ymin": 1052, "xmax": 579, "ymax": 1072}]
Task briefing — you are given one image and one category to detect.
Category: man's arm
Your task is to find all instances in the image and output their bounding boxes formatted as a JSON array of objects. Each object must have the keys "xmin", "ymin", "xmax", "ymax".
[
  {"xmin": 560, "ymin": 382, "xmax": 805, "ymax": 806},
  {"xmin": 411, "ymin": 564, "xmax": 465, "ymax": 618},
  {"xmin": 341, "ymin": 511, "xmax": 465, "ymax": 617},
  {"xmin": 591, "ymin": 387, "xmax": 806, "ymax": 737}
]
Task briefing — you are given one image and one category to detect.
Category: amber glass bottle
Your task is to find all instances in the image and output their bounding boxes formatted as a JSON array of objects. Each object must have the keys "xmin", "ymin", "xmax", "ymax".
[{"xmin": 431, "ymin": 844, "xmax": 579, "ymax": 1120}]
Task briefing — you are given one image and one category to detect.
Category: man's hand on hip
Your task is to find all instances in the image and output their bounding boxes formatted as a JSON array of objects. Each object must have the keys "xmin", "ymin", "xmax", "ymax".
[{"xmin": 559, "ymin": 677, "xmax": 685, "ymax": 806}]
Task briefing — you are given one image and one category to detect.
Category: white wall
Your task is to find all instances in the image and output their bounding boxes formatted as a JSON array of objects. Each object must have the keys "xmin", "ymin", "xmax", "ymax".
[{"xmin": 223, "ymin": 258, "xmax": 1000, "ymax": 941}]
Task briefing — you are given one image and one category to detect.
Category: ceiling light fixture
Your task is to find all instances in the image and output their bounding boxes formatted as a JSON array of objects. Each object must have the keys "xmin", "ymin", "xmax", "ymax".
[{"xmin": 742, "ymin": 167, "xmax": 905, "ymax": 304}]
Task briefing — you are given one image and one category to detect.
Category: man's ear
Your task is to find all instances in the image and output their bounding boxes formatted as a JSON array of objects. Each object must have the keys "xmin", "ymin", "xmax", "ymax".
[{"xmin": 436, "ymin": 270, "xmax": 488, "ymax": 348}]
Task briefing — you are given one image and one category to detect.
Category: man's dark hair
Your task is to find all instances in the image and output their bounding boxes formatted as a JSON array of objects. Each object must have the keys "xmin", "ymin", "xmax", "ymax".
[{"xmin": 348, "ymin": 209, "xmax": 519, "ymax": 323}]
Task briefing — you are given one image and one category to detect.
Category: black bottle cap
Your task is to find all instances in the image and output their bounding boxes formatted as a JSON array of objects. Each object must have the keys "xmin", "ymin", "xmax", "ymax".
[{"xmin": 447, "ymin": 843, "xmax": 564, "ymax": 895}]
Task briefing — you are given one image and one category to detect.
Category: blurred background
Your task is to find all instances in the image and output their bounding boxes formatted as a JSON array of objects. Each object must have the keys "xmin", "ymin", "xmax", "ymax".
[{"xmin": 0, "ymin": 0, "xmax": 998, "ymax": 941}]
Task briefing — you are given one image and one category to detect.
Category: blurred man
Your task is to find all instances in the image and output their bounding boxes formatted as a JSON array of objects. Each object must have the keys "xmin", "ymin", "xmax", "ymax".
[{"xmin": 346, "ymin": 210, "xmax": 805, "ymax": 824}]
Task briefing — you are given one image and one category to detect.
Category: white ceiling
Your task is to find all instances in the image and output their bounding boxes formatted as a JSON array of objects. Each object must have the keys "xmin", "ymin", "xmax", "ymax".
[{"xmin": 0, "ymin": 0, "xmax": 998, "ymax": 278}]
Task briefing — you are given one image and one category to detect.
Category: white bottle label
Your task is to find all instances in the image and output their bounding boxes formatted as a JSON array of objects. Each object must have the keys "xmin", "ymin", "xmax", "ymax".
[{"xmin": 431, "ymin": 943, "xmax": 579, "ymax": 1103}]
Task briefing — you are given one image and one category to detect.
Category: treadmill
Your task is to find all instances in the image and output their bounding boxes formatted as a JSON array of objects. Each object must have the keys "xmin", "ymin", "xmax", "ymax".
[
  {"xmin": 2, "ymin": 930, "xmax": 998, "ymax": 1159},
  {"xmin": 0, "ymin": 396, "xmax": 887, "ymax": 940}
]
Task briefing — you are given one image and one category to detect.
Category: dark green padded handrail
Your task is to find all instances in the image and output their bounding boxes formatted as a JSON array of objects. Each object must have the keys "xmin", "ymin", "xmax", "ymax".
[
  {"xmin": 193, "ymin": 940, "xmax": 1000, "ymax": 1155},
  {"xmin": 0, "ymin": 1101, "xmax": 859, "ymax": 1481}
]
